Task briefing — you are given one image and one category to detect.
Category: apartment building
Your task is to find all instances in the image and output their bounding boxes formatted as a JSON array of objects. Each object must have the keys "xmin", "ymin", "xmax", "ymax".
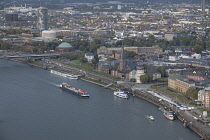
[
  {"xmin": 198, "ymin": 87, "xmax": 210, "ymax": 108},
  {"xmin": 168, "ymin": 75, "xmax": 196, "ymax": 93}
]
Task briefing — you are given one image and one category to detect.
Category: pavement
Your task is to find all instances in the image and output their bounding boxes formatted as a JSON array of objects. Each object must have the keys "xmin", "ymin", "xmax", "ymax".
[
  {"xmin": 119, "ymin": 82, "xmax": 152, "ymax": 90},
  {"xmin": 131, "ymin": 85, "xmax": 210, "ymax": 140}
]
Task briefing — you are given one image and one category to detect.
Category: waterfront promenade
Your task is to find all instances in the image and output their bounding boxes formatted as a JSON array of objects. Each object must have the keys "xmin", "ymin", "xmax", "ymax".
[
  {"xmin": 50, "ymin": 59, "xmax": 210, "ymax": 139},
  {"xmin": 6, "ymin": 57, "xmax": 210, "ymax": 139},
  {"xmin": 128, "ymin": 85, "xmax": 210, "ymax": 140}
]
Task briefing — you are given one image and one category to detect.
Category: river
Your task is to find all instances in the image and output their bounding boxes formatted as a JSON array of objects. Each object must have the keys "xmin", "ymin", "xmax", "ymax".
[{"xmin": 0, "ymin": 59, "xmax": 200, "ymax": 140}]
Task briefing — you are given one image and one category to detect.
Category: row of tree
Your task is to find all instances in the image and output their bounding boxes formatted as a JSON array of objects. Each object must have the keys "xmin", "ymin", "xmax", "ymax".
[
  {"xmin": 1, "ymin": 31, "xmax": 210, "ymax": 59},
  {"xmin": 120, "ymin": 35, "xmax": 210, "ymax": 53}
]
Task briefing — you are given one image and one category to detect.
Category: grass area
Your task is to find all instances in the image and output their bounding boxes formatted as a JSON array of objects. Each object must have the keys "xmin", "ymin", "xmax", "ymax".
[
  {"xmin": 151, "ymin": 83, "xmax": 196, "ymax": 105},
  {"xmin": 70, "ymin": 60, "xmax": 81, "ymax": 64},
  {"xmin": 81, "ymin": 77, "xmax": 122, "ymax": 89},
  {"xmin": 156, "ymin": 77, "xmax": 168, "ymax": 82},
  {"xmin": 52, "ymin": 59, "xmax": 120, "ymax": 80},
  {"xmin": 197, "ymin": 108, "xmax": 210, "ymax": 118}
]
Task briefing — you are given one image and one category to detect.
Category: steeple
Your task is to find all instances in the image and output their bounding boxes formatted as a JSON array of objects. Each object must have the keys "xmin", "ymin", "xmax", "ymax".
[
  {"xmin": 201, "ymin": 0, "xmax": 206, "ymax": 14},
  {"xmin": 119, "ymin": 31, "xmax": 126, "ymax": 72}
]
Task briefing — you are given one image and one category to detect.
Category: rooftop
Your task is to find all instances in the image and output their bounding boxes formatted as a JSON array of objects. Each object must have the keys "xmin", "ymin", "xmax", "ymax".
[{"xmin": 57, "ymin": 42, "xmax": 73, "ymax": 48}]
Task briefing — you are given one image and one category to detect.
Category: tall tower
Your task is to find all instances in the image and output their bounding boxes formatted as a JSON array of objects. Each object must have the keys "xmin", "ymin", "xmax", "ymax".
[
  {"xmin": 37, "ymin": 7, "xmax": 48, "ymax": 31},
  {"xmin": 119, "ymin": 37, "xmax": 126, "ymax": 72},
  {"xmin": 201, "ymin": 0, "xmax": 205, "ymax": 14}
]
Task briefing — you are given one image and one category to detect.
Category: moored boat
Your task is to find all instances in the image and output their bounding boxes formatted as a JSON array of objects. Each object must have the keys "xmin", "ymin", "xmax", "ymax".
[
  {"xmin": 60, "ymin": 83, "xmax": 90, "ymax": 98},
  {"xmin": 51, "ymin": 70, "xmax": 78, "ymax": 80},
  {"xmin": 114, "ymin": 89, "xmax": 129, "ymax": 99},
  {"xmin": 163, "ymin": 111, "xmax": 174, "ymax": 121}
]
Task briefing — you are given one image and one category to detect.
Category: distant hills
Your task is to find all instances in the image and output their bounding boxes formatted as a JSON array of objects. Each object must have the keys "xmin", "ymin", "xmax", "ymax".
[
  {"xmin": 58, "ymin": 0, "xmax": 206, "ymax": 4},
  {"xmin": 0, "ymin": 0, "xmax": 208, "ymax": 4}
]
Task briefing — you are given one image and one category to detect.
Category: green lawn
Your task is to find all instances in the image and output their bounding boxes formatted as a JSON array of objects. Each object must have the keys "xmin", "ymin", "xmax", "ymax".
[
  {"xmin": 52, "ymin": 59, "xmax": 120, "ymax": 80},
  {"xmin": 151, "ymin": 83, "xmax": 195, "ymax": 105}
]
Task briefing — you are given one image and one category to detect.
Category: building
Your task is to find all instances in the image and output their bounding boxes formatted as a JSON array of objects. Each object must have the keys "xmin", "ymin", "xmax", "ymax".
[
  {"xmin": 42, "ymin": 30, "xmax": 56, "ymax": 38},
  {"xmin": 168, "ymin": 75, "xmax": 196, "ymax": 93},
  {"xmin": 138, "ymin": 46, "xmax": 162, "ymax": 54},
  {"xmin": 147, "ymin": 69, "xmax": 161, "ymax": 80},
  {"xmin": 97, "ymin": 46, "xmax": 162, "ymax": 55},
  {"xmin": 98, "ymin": 65, "xmax": 111, "ymax": 74},
  {"xmin": 37, "ymin": 7, "xmax": 48, "ymax": 31},
  {"xmin": 85, "ymin": 53, "xmax": 94, "ymax": 63},
  {"xmin": 165, "ymin": 33, "xmax": 177, "ymax": 41},
  {"xmin": 55, "ymin": 30, "xmax": 78, "ymax": 38},
  {"xmin": 56, "ymin": 42, "xmax": 74, "ymax": 52},
  {"xmin": 119, "ymin": 59, "xmax": 126, "ymax": 71},
  {"xmin": 198, "ymin": 87, "xmax": 210, "ymax": 108},
  {"xmin": 201, "ymin": 0, "xmax": 206, "ymax": 14},
  {"xmin": 5, "ymin": 13, "xmax": 18, "ymax": 22},
  {"xmin": 129, "ymin": 67, "xmax": 145, "ymax": 83}
]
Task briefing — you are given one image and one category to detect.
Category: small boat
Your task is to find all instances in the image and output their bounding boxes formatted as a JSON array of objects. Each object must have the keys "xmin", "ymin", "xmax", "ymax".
[
  {"xmin": 163, "ymin": 111, "xmax": 175, "ymax": 121},
  {"xmin": 60, "ymin": 83, "xmax": 90, "ymax": 98},
  {"xmin": 114, "ymin": 89, "xmax": 129, "ymax": 99},
  {"xmin": 183, "ymin": 121, "xmax": 187, "ymax": 127},
  {"xmin": 149, "ymin": 116, "xmax": 155, "ymax": 121}
]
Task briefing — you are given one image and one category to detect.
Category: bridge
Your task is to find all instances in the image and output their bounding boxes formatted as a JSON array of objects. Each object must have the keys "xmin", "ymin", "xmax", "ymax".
[{"xmin": 4, "ymin": 54, "xmax": 60, "ymax": 59}]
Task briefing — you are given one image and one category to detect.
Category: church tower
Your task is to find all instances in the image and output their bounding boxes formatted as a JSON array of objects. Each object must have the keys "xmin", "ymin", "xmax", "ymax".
[{"xmin": 119, "ymin": 37, "xmax": 126, "ymax": 72}]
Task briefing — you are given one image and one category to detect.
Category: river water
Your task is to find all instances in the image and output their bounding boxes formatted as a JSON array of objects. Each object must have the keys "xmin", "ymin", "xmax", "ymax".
[{"xmin": 0, "ymin": 59, "xmax": 200, "ymax": 140}]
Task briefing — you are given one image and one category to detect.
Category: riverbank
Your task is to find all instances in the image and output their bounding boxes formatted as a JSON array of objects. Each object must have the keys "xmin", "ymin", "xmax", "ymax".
[
  {"xmin": 8, "ymin": 58, "xmax": 210, "ymax": 140},
  {"xmin": 132, "ymin": 90, "xmax": 210, "ymax": 140}
]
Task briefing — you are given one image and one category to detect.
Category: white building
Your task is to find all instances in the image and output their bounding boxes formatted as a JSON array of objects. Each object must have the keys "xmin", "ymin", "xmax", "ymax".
[
  {"xmin": 152, "ymin": 73, "xmax": 161, "ymax": 80},
  {"xmin": 85, "ymin": 53, "xmax": 94, "ymax": 63},
  {"xmin": 169, "ymin": 55, "xmax": 179, "ymax": 61},
  {"xmin": 198, "ymin": 87, "xmax": 210, "ymax": 108},
  {"xmin": 42, "ymin": 30, "xmax": 56, "ymax": 38},
  {"xmin": 129, "ymin": 68, "xmax": 145, "ymax": 83},
  {"xmin": 191, "ymin": 53, "xmax": 201, "ymax": 59}
]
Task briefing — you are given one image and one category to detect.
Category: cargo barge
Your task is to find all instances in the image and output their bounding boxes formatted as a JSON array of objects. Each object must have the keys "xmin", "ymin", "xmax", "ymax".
[{"xmin": 59, "ymin": 83, "xmax": 90, "ymax": 98}]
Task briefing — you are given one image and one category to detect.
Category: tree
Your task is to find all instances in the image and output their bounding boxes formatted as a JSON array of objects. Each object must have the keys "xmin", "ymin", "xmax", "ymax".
[
  {"xmin": 80, "ymin": 56, "xmax": 88, "ymax": 63},
  {"xmin": 194, "ymin": 45, "xmax": 204, "ymax": 53},
  {"xmin": 91, "ymin": 58, "xmax": 97, "ymax": 64},
  {"xmin": 159, "ymin": 54, "xmax": 163, "ymax": 59},
  {"xmin": 185, "ymin": 88, "xmax": 198, "ymax": 100},
  {"xmin": 140, "ymin": 75, "xmax": 148, "ymax": 83},
  {"xmin": 124, "ymin": 50, "xmax": 137, "ymax": 58},
  {"xmin": 147, "ymin": 74, "xmax": 153, "ymax": 82},
  {"xmin": 156, "ymin": 66, "xmax": 166, "ymax": 77},
  {"xmin": 140, "ymin": 74, "xmax": 153, "ymax": 83}
]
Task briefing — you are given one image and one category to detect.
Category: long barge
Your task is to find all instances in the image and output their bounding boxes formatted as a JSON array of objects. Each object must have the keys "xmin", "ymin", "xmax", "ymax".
[{"xmin": 60, "ymin": 83, "xmax": 90, "ymax": 98}]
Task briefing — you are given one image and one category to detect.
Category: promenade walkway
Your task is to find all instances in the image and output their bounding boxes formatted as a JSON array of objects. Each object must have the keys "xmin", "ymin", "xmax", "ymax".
[{"xmin": 130, "ymin": 85, "xmax": 210, "ymax": 140}]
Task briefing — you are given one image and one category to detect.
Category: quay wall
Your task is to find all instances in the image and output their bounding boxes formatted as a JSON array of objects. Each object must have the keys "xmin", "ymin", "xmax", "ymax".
[
  {"xmin": 132, "ymin": 90, "xmax": 210, "ymax": 140},
  {"xmin": 7, "ymin": 58, "xmax": 210, "ymax": 140},
  {"xmin": 176, "ymin": 113, "xmax": 210, "ymax": 140}
]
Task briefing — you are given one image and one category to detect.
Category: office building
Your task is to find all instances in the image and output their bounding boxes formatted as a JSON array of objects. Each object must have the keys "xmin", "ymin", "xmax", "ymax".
[
  {"xmin": 201, "ymin": 0, "xmax": 206, "ymax": 13},
  {"xmin": 37, "ymin": 7, "xmax": 48, "ymax": 31},
  {"xmin": 5, "ymin": 14, "xmax": 18, "ymax": 22}
]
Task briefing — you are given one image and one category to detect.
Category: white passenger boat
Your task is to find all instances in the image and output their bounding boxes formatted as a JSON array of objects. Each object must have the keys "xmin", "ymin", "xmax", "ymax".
[
  {"xmin": 113, "ymin": 89, "xmax": 129, "ymax": 99},
  {"xmin": 65, "ymin": 75, "xmax": 78, "ymax": 80},
  {"xmin": 163, "ymin": 111, "xmax": 174, "ymax": 121},
  {"xmin": 51, "ymin": 70, "xmax": 78, "ymax": 80}
]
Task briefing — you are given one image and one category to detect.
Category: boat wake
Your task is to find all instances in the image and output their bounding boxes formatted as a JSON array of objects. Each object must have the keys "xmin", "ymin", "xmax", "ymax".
[
  {"xmin": 145, "ymin": 115, "xmax": 155, "ymax": 121},
  {"xmin": 50, "ymin": 82, "xmax": 60, "ymax": 87}
]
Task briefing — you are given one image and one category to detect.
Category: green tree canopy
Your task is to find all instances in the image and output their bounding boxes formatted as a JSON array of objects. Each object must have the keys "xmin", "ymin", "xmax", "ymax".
[
  {"xmin": 185, "ymin": 88, "xmax": 198, "ymax": 100},
  {"xmin": 156, "ymin": 66, "xmax": 166, "ymax": 77},
  {"xmin": 124, "ymin": 50, "xmax": 137, "ymax": 58},
  {"xmin": 140, "ymin": 74, "xmax": 153, "ymax": 83}
]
